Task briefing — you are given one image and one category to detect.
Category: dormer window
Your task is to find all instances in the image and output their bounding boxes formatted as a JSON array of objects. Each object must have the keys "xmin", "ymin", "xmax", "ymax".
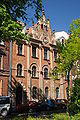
[{"xmin": 41, "ymin": 24, "xmax": 43, "ymax": 29}]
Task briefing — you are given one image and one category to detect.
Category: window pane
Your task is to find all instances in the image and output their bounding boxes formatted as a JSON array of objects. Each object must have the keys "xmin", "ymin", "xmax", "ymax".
[
  {"xmin": 65, "ymin": 71, "xmax": 67, "ymax": 80},
  {"xmin": 32, "ymin": 46, "xmax": 36, "ymax": 57},
  {"xmin": 41, "ymin": 24, "xmax": 43, "ymax": 29},
  {"xmin": 18, "ymin": 44, "xmax": 22, "ymax": 54},
  {"xmin": 56, "ymin": 87, "xmax": 59, "ymax": 98},
  {"xmin": 44, "ymin": 49, "xmax": 47, "ymax": 59},
  {"xmin": 45, "ymin": 87, "xmax": 48, "ymax": 98},
  {"xmin": 17, "ymin": 64, "xmax": 22, "ymax": 76},
  {"xmin": 32, "ymin": 87, "xmax": 37, "ymax": 99},
  {"xmin": 32, "ymin": 66, "xmax": 36, "ymax": 77},
  {"xmin": 54, "ymin": 50, "xmax": 57, "ymax": 61},
  {"xmin": 44, "ymin": 68, "xmax": 48, "ymax": 78}
]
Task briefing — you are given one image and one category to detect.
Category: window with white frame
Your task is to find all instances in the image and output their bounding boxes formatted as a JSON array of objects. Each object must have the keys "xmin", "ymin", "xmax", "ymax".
[
  {"xmin": 44, "ymin": 68, "xmax": 48, "ymax": 78},
  {"xmin": 32, "ymin": 66, "xmax": 36, "ymax": 77},
  {"xmin": 45, "ymin": 87, "xmax": 48, "ymax": 98},
  {"xmin": 32, "ymin": 46, "xmax": 36, "ymax": 58},
  {"xmin": 17, "ymin": 64, "xmax": 22, "ymax": 76},
  {"xmin": 54, "ymin": 50, "xmax": 57, "ymax": 61},
  {"xmin": 56, "ymin": 87, "xmax": 59, "ymax": 98},
  {"xmin": 18, "ymin": 44, "xmax": 22, "ymax": 55},
  {"xmin": 44, "ymin": 48, "xmax": 47, "ymax": 60}
]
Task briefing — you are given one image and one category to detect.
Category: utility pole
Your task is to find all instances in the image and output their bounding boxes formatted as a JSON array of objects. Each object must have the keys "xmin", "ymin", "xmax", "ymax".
[{"xmin": 8, "ymin": 40, "xmax": 12, "ymax": 96}]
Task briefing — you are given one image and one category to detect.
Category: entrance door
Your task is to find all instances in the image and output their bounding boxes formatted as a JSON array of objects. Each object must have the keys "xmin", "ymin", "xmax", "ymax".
[{"xmin": 16, "ymin": 85, "xmax": 22, "ymax": 105}]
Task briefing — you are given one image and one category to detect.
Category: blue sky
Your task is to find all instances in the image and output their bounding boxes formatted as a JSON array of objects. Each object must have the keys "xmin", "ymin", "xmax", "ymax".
[
  {"xmin": 42, "ymin": 0, "xmax": 80, "ymax": 32},
  {"xmin": 26, "ymin": 0, "xmax": 80, "ymax": 33}
]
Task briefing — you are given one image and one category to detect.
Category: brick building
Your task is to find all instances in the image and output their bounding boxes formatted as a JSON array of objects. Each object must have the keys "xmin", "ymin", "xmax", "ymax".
[
  {"xmin": 10, "ymin": 10, "xmax": 68, "ymax": 105},
  {"xmin": 0, "ymin": 40, "xmax": 9, "ymax": 96}
]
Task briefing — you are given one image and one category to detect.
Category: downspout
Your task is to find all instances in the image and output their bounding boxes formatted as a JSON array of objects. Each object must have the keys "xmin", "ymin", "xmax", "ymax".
[{"xmin": 8, "ymin": 40, "xmax": 12, "ymax": 96}]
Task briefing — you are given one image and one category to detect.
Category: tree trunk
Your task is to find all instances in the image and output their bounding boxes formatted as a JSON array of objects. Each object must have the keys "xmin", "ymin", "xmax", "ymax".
[{"xmin": 67, "ymin": 69, "xmax": 70, "ymax": 114}]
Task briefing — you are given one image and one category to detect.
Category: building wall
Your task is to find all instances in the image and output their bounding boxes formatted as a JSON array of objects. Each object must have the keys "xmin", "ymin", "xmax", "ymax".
[
  {"xmin": 0, "ymin": 41, "xmax": 9, "ymax": 96},
  {"xmin": 11, "ymin": 11, "xmax": 68, "ymax": 102}
]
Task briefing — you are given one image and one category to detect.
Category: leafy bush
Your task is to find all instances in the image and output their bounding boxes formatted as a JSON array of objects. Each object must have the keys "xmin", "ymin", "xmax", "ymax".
[
  {"xmin": 72, "ymin": 113, "xmax": 80, "ymax": 120},
  {"xmin": 52, "ymin": 113, "xmax": 70, "ymax": 120}
]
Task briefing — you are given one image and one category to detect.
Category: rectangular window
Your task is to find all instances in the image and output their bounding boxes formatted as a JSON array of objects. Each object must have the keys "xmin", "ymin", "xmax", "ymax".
[
  {"xmin": 41, "ymin": 24, "xmax": 43, "ymax": 29},
  {"xmin": 32, "ymin": 46, "xmax": 36, "ymax": 58},
  {"xmin": 18, "ymin": 44, "xmax": 22, "ymax": 55},
  {"xmin": 65, "ymin": 71, "xmax": 67, "ymax": 80},
  {"xmin": 44, "ymin": 48, "xmax": 47, "ymax": 60},
  {"xmin": 54, "ymin": 50, "xmax": 57, "ymax": 61}
]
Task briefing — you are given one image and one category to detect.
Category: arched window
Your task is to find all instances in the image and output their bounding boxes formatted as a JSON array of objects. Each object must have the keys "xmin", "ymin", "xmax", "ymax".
[
  {"xmin": 17, "ymin": 64, "xmax": 22, "ymax": 76},
  {"xmin": 32, "ymin": 66, "xmax": 36, "ymax": 77},
  {"xmin": 32, "ymin": 87, "xmax": 37, "ymax": 99},
  {"xmin": 44, "ymin": 68, "xmax": 48, "ymax": 78},
  {"xmin": 45, "ymin": 87, "xmax": 48, "ymax": 98},
  {"xmin": 56, "ymin": 87, "xmax": 59, "ymax": 98}
]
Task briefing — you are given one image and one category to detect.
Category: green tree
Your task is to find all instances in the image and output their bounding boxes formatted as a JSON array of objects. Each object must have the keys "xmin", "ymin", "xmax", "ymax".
[
  {"xmin": 50, "ymin": 17, "xmax": 80, "ymax": 113},
  {"xmin": 0, "ymin": 0, "xmax": 42, "ymax": 41},
  {"xmin": 69, "ymin": 78, "xmax": 80, "ymax": 115}
]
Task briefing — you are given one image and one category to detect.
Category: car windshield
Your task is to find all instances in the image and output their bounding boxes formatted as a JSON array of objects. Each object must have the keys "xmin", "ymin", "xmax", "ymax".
[{"xmin": 0, "ymin": 97, "xmax": 10, "ymax": 104}]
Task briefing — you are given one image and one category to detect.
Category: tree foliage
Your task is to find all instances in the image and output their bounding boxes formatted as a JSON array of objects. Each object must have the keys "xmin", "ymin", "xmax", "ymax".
[
  {"xmin": 0, "ymin": 0, "xmax": 42, "ymax": 41},
  {"xmin": 51, "ymin": 17, "xmax": 80, "ymax": 84},
  {"xmin": 69, "ymin": 78, "xmax": 80, "ymax": 115}
]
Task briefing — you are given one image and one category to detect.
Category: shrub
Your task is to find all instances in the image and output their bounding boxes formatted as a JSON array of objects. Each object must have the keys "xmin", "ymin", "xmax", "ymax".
[{"xmin": 52, "ymin": 113, "xmax": 70, "ymax": 120}]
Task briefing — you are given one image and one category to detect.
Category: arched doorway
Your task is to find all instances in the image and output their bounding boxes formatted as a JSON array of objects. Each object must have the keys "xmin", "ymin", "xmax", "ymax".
[{"xmin": 16, "ymin": 85, "xmax": 22, "ymax": 105}]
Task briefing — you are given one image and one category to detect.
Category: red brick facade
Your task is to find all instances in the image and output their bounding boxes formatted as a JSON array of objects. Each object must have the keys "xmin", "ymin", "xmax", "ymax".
[
  {"xmin": 0, "ymin": 41, "xmax": 9, "ymax": 96},
  {"xmin": 11, "ymin": 10, "xmax": 68, "ymax": 104}
]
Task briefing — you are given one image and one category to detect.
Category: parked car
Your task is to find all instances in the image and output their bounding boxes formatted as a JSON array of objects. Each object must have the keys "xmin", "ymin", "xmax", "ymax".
[
  {"xmin": 29, "ymin": 99, "xmax": 56, "ymax": 113},
  {"xmin": 0, "ymin": 96, "xmax": 11, "ymax": 117},
  {"xmin": 16, "ymin": 102, "xmax": 29, "ymax": 113},
  {"xmin": 55, "ymin": 98, "xmax": 67, "ymax": 111}
]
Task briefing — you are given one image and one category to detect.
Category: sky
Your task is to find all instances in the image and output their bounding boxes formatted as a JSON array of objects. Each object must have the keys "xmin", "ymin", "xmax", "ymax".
[{"xmin": 26, "ymin": 0, "xmax": 80, "ymax": 33}]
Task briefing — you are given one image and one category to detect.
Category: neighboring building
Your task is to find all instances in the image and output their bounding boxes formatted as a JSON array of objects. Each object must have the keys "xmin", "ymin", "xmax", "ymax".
[
  {"xmin": 11, "ymin": 9, "xmax": 68, "ymax": 105},
  {"xmin": 55, "ymin": 31, "xmax": 69, "ymax": 44},
  {"xmin": 0, "ymin": 40, "xmax": 9, "ymax": 96}
]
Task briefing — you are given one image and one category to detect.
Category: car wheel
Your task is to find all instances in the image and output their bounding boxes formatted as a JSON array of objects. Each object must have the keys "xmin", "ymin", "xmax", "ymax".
[{"xmin": 1, "ymin": 109, "xmax": 8, "ymax": 117}]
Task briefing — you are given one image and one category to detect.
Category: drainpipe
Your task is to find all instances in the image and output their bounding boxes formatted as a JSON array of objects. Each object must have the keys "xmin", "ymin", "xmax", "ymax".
[{"xmin": 8, "ymin": 40, "xmax": 12, "ymax": 96}]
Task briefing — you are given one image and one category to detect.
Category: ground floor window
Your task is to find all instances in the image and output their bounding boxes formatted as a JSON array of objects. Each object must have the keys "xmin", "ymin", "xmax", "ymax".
[
  {"xmin": 0, "ymin": 80, "xmax": 2, "ymax": 96},
  {"xmin": 32, "ymin": 87, "xmax": 37, "ymax": 99},
  {"xmin": 45, "ymin": 87, "xmax": 48, "ymax": 98},
  {"xmin": 56, "ymin": 87, "xmax": 59, "ymax": 98}
]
